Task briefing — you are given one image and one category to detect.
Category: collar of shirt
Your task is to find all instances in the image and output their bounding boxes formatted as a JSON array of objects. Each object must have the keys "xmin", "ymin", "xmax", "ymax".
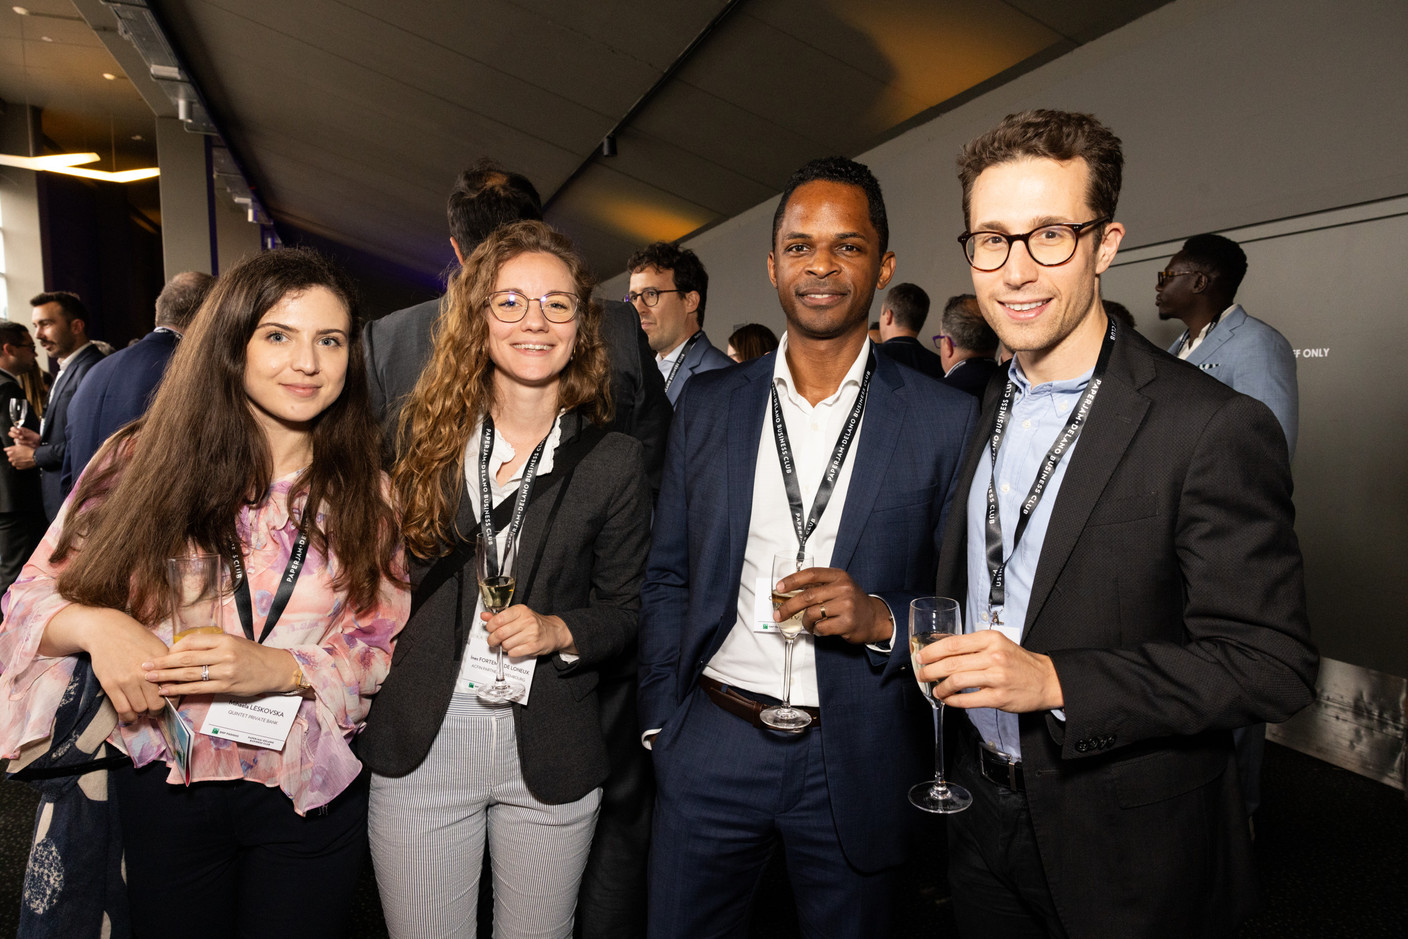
[
  {"xmin": 0, "ymin": 367, "xmax": 16, "ymax": 384},
  {"xmin": 701, "ymin": 332, "xmax": 872, "ymax": 707},
  {"xmin": 57, "ymin": 341, "xmax": 93, "ymax": 371},
  {"xmin": 461, "ymin": 412, "xmax": 563, "ymax": 506},
  {"xmin": 655, "ymin": 336, "xmax": 688, "ymax": 376},
  {"xmin": 962, "ymin": 358, "xmax": 1093, "ymax": 760}
]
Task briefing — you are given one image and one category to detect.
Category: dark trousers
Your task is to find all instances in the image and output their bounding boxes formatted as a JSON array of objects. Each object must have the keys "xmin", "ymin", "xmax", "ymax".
[
  {"xmin": 946, "ymin": 726, "xmax": 1067, "ymax": 939},
  {"xmin": 0, "ymin": 509, "xmax": 44, "ymax": 597},
  {"xmin": 648, "ymin": 686, "xmax": 896, "ymax": 939},
  {"xmin": 575, "ymin": 655, "xmax": 654, "ymax": 939},
  {"xmin": 112, "ymin": 762, "xmax": 369, "ymax": 939}
]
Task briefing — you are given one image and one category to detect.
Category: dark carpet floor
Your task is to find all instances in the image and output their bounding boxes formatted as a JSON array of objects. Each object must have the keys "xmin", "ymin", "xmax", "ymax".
[{"xmin": 0, "ymin": 742, "xmax": 1401, "ymax": 937}]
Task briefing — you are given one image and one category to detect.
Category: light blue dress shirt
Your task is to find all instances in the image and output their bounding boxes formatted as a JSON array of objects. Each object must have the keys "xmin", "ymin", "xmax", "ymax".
[{"xmin": 963, "ymin": 359, "xmax": 1094, "ymax": 760}]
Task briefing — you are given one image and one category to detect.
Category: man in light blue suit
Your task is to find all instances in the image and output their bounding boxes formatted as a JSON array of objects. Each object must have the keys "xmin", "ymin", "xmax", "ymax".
[
  {"xmin": 626, "ymin": 242, "xmax": 733, "ymax": 406},
  {"xmin": 638, "ymin": 157, "xmax": 976, "ymax": 938},
  {"xmin": 1157, "ymin": 233, "xmax": 1299, "ymax": 458}
]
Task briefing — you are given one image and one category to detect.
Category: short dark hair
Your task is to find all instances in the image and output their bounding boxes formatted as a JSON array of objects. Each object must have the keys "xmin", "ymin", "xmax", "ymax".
[
  {"xmin": 155, "ymin": 271, "xmax": 216, "ymax": 329},
  {"xmin": 30, "ymin": 290, "xmax": 89, "ymax": 323},
  {"xmin": 772, "ymin": 156, "xmax": 889, "ymax": 254},
  {"xmin": 884, "ymin": 283, "xmax": 930, "ymax": 332},
  {"xmin": 957, "ymin": 110, "xmax": 1123, "ymax": 228},
  {"xmin": 1102, "ymin": 300, "xmax": 1136, "ymax": 330},
  {"xmin": 941, "ymin": 294, "xmax": 997, "ymax": 355},
  {"xmin": 0, "ymin": 321, "xmax": 30, "ymax": 349},
  {"xmin": 625, "ymin": 242, "xmax": 710, "ymax": 324},
  {"xmin": 446, "ymin": 158, "xmax": 542, "ymax": 257},
  {"xmin": 1178, "ymin": 233, "xmax": 1248, "ymax": 299},
  {"xmin": 727, "ymin": 323, "xmax": 778, "ymax": 361}
]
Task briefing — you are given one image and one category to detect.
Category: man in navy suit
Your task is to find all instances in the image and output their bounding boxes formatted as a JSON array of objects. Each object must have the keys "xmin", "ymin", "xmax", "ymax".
[
  {"xmin": 639, "ymin": 157, "xmax": 976, "ymax": 938},
  {"xmin": 875, "ymin": 282, "xmax": 945, "ymax": 381},
  {"xmin": 5, "ymin": 292, "xmax": 105, "ymax": 521},
  {"xmin": 62, "ymin": 271, "xmax": 214, "ymax": 489},
  {"xmin": 626, "ymin": 242, "xmax": 733, "ymax": 406},
  {"xmin": 936, "ymin": 294, "xmax": 1000, "ymax": 398}
]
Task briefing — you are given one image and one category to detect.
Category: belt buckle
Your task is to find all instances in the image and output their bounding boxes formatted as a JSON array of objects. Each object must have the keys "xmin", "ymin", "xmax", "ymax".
[{"xmin": 981, "ymin": 743, "xmax": 1021, "ymax": 790}]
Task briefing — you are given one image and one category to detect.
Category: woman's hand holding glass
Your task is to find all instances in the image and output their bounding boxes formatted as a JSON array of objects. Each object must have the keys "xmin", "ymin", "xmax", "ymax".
[
  {"xmin": 482, "ymin": 605, "xmax": 575, "ymax": 658},
  {"xmin": 143, "ymin": 632, "xmax": 302, "ymax": 698}
]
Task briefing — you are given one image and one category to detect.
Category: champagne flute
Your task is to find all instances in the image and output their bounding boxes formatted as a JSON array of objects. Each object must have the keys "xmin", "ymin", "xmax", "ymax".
[
  {"xmin": 760, "ymin": 553, "xmax": 814, "ymax": 731},
  {"xmin": 908, "ymin": 596, "xmax": 972, "ymax": 813},
  {"xmin": 166, "ymin": 555, "xmax": 224, "ymax": 645},
  {"xmin": 8, "ymin": 397, "xmax": 28, "ymax": 429},
  {"xmin": 475, "ymin": 532, "xmax": 523, "ymax": 704}
]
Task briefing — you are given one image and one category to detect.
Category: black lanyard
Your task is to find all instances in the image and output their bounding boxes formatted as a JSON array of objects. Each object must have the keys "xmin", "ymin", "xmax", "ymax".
[
  {"xmin": 477, "ymin": 414, "xmax": 551, "ymax": 570},
  {"xmin": 983, "ymin": 319, "xmax": 1116, "ymax": 627},
  {"xmin": 770, "ymin": 348, "xmax": 875, "ymax": 566},
  {"xmin": 663, "ymin": 331, "xmax": 704, "ymax": 392},
  {"xmin": 231, "ymin": 524, "xmax": 310, "ymax": 645}
]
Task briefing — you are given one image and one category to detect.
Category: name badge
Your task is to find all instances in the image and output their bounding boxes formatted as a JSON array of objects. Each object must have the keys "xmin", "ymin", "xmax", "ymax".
[
  {"xmin": 752, "ymin": 575, "xmax": 782, "ymax": 634},
  {"xmin": 199, "ymin": 693, "xmax": 303, "ymax": 750},
  {"xmin": 454, "ymin": 615, "xmax": 538, "ymax": 703}
]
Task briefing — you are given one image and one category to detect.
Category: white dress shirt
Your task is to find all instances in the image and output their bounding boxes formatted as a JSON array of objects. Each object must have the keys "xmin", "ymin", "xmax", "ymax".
[{"xmin": 700, "ymin": 333, "xmax": 871, "ymax": 707}]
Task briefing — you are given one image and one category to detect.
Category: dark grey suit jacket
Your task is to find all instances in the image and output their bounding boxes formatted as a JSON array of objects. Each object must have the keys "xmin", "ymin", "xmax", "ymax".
[
  {"xmin": 936, "ymin": 326, "xmax": 1316, "ymax": 935},
  {"xmin": 34, "ymin": 344, "xmax": 104, "ymax": 520},
  {"xmin": 363, "ymin": 296, "xmax": 671, "ymax": 491},
  {"xmin": 359, "ymin": 415, "xmax": 652, "ymax": 804}
]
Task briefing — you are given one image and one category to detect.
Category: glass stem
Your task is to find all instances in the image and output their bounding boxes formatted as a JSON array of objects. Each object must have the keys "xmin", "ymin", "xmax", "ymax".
[
  {"xmin": 781, "ymin": 637, "xmax": 795, "ymax": 707},
  {"xmin": 494, "ymin": 645, "xmax": 507, "ymax": 682},
  {"xmin": 932, "ymin": 702, "xmax": 947, "ymax": 784}
]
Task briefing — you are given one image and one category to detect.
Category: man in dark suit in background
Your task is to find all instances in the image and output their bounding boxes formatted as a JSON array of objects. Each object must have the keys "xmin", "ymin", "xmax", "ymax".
[
  {"xmin": 936, "ymin": 293, "xmax": 1000, "ymax": 397},
  {"xmin": 916, "ymin": 109, "xmax": 1316, "ymax": 937},
  {"xmin": 362, "ymin": 158, "xmax": 670, "ymax": 939},
  {"xmin": 0, "ymin": 322, "xmax": 45, "ymax": 593},
  {"xmin": 875, "ymin": 281, "xmax": 946, "ymax": 381},
  {"xmin": 625, "ymin": 242, "xmax": 732, "ymax": 406},
  {"xmin": 5, "ymin": 292, "xmax": 105, "ymax": 521},
  {"xmin": 639, "ymin": 157, "xmax": 976, "ymax": 938},
  {"xmin": 62, "ymin": 271, "xmax": 215, "ymax": 489}
]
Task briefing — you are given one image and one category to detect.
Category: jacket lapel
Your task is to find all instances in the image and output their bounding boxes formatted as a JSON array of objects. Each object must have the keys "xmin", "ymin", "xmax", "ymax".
[
  {"xmin": 831, "ymin": 354, "xmax": 904, "ymax": 570},
  {"xmin": 1023, "ymin": 331, "xmax": 1152, "ymax": 639},
  {"xmin": 726, "ymin": 359, "xmax": 770, "ymax": 580}
]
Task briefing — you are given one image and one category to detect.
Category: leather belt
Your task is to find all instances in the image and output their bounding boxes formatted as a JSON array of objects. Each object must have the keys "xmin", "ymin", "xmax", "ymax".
[
  {"xmin": 699, "ymin": 676, "xmax": 820, "ymax": 730},
  {"xmin": 977, "ymin": 742, "xmax": 1025, "ymax": 791}
]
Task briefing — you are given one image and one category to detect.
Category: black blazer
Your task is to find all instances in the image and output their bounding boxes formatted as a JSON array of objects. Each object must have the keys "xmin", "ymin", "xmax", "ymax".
[
  {"xmin": 0, "ymin": 374, "xmax": 41, "ymax": 515},
  {"xmin": 34, "ymin": 344, "xmax": 104, "ymax": 519},
  {"xmin": 359, "ymin": 415, "xmax": 652, "ymax": 804},
  {"xmin": 936, "ymin": 326, "xmax": 1316, "ymax": 936}
]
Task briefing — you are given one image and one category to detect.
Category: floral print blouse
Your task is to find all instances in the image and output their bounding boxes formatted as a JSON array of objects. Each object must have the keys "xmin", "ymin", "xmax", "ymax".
[{"xmin": 0, "ymin": 472, "xmax": 409, "ymax": 815}]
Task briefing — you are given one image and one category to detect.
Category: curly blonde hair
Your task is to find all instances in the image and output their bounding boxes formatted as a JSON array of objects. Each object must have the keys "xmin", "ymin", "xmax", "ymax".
[{"xmin": 393, "ymin": 221, "xmax": 612, "ymax": 558}]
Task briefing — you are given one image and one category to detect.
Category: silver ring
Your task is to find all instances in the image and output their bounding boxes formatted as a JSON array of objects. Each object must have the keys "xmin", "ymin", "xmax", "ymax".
[{"xmin": 201, "ymin": 665, "xmax": 210, "ymax": 682}]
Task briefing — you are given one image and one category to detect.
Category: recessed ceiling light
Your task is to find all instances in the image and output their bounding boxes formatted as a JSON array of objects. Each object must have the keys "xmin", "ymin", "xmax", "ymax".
[
  {"xmin": 40, "ymin": 35, "xmax": 51, "ymax": 41},
  {"xmin": 13, "ymin": 7, "xmax": 30, "ymax": 16},
  {"xmin": 131, "ymin": 134, "xmax": 143, "ymax": 141},
  {"xmin": 102, "ymin": 72, "xmax": 116, "ymax": 80}
]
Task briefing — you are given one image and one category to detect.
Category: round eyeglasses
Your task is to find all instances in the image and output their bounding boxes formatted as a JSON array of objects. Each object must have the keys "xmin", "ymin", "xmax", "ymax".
[
  {"xmin": 486, "ymin": 290, "xmax": 580, "ymax": 324},
  {"xmin": 958, "ymin": 217, "xmax": 1110, "ymax": 272},
  {"xmin": 624, "ymin": 287, "xmax": 681, "ymax": 308}
]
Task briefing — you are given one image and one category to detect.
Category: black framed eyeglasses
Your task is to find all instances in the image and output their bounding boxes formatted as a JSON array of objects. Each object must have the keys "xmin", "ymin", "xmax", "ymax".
[
  {"xmin": 485, "ymin": 290, "xmax": 580, "ymax": 324},
  {"xmin": 624, "ymin": 287, "xmax": 681, "ymax": 308},
  {"xmin": 1156, "ymin": 269, "xmax": 1200, "ymax": 289},
  {"xmin": 958, "ymin": 217, "xmax": 1110, "ymax": 272}
]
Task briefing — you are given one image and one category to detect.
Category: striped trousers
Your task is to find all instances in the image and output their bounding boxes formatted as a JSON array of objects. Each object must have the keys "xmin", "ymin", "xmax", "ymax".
[{"xmin": 369, "ymin": 694, "xmax": 601, "ymax": 938}]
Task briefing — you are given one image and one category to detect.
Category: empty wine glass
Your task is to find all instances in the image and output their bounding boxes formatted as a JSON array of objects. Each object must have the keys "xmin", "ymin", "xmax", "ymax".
[
  {"xmin": 908, "ymin": 596, "xmax": 972, "ymax": 813},
  {"xmin": 475, "ymin": 532, "xmax": 523, "ymax": 704},
  {"xmin": 8, "ymin": 398, "xmax": 28, "ymax": 428},
  {"xmin": 760, "ymin": 553, "xmax": 814, "ymax": 731}
]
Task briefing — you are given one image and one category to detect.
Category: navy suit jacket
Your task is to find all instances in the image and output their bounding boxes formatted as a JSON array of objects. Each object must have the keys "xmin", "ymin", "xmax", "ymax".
[
  {"xmin": 1167, "ymin": 304, "xmax": 1298, "ymax": 458},
  {"xmin": 62, "ymin": 329, "xmax": 179, "ymax": 492},
  {"xmin": 662, "ymin": 330, "xmax": 733, "ymax": 406},
  {"xmin": 34, "ymin": 343, "xmax": 104, "ymax": 520},
  {"xmin": 639, "ymin": 347, "xmax": 977, "ymax": 872}
]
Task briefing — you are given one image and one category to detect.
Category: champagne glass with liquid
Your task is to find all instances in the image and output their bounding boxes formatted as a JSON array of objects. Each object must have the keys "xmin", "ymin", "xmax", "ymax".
[
  {"xmin": 475, "ymin": 532, "xmax": 523, "ymax": 704},
  {"xmin": 8, "ymin": 398, "xmax": 29, "ymax": 429},
  {"xmin": 166, "ymin": 555, "xmax": 224, "ymax": 645},
  {"xmin": 760, "ymin": 553, "xmax": 814, "ymax": 731},
  {"xmin": 909, "ymin": 596, "xmax": 971, "ymax": 813}
]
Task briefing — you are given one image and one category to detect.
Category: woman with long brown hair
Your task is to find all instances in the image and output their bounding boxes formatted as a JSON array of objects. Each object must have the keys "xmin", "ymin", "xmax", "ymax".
[
  {"xmin": 359, "ymin": 220, "xmax": 651, "ymax": 938},
  {"xmin": 0, "ymin": 248, "xmax": 408, "ymax": 937}
]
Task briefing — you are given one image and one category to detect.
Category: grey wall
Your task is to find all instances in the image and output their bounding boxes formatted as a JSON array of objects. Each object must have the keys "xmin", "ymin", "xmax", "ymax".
[{"xmin": 602, "ymin": 0, "xmax": 1408, "ymax": 678}]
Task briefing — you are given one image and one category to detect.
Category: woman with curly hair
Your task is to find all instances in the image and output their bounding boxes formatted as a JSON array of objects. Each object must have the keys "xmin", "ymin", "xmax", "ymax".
[
  {"xmin": 361, "ymin": 220, "xmax": 651, "ymax": 938},
  {"xmin": 0, "ymin": 248, "xmax": 408, "ymax": 937}
]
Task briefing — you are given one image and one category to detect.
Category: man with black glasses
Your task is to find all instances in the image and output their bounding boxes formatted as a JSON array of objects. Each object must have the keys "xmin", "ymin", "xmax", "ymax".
[
  {"xmin": 625, "ymin": 242, "xmax": 732, "ymax": 406},
  {"xmin": 914, "ymin": 110, "xmax": 1316, "ymax": 937}
]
